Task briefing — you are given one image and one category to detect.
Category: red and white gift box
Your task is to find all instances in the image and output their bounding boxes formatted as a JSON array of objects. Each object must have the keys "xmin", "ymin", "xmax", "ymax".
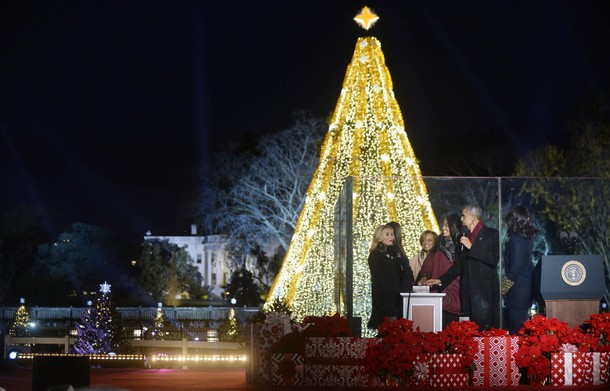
[
  {"xmin": 428, "ymin": 373, "xmax": 470, "ymax": 387},
  {"xmin": 304, "ymin": 337, "xmax": 374, "ymax": 387},
  {"xmin": 271, "ymin": 353, "xmax": 304, "ymax": 386},
  {"xmin": 551, "ymin": 352, "xmax": 609, "ymax": 386},
  {"xmin": 305, "ymin": 364, "xmax": 370, "ymax": 387},
  {"xmin": 305, "ymin": 336, "xmax": 370, "ymax": 360},
  {"xmin": 245, "ymin": 316, "xmax": 291, "ymax": 384},
  {"xmin": 472, "ymin": 336, "xmax": 519, "ymax": 386},
  {"xmin": 429, "ymin": 353, "xmax": 465, "ymax": 375}
]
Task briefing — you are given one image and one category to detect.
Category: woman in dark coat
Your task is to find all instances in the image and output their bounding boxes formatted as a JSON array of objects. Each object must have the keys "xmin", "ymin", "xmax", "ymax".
[
  {"xmin": 504, "ymin": 205, "xmax": 536, "ymax": 334},
  {"xmin": 387, "ymin": 221, "xmax": 415, "ymax": 295},
  {"xmin": 367, "ymin": 224, "xmax": 414, "ymax": 330}
]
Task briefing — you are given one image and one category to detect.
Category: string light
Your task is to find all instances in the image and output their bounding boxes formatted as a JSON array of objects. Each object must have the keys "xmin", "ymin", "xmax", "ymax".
[
  {"xmin": 266, "ymin": 37, "xmax": 439, "ymax": 334},
  {"xmin": 150, "ymin": 354, "xmax": 247, "ymax": 363},
  {"xmin": 16, "ymin": 352, "xmax": 246, "ymax": 364},
  {"xmin": 16, "ymin": 353, "xmax": 145, "ymax": 361}
]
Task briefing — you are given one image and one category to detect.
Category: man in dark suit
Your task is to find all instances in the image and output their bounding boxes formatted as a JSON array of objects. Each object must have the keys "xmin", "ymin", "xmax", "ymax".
[{"xmin": 426, "ymin": 204, "xmax": 500, "ymax": 330}]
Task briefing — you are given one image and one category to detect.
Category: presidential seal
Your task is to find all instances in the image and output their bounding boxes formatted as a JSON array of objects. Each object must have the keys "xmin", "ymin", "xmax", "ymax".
[{"xmin": 561, "ymin": 260, "xmax": 586, "ymax": 286}]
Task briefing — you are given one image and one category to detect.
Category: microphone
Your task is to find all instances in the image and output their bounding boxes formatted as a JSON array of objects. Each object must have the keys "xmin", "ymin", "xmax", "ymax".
[{"xmin": 459, "ymin": 226, "xmax": 468, "ymax": 251}]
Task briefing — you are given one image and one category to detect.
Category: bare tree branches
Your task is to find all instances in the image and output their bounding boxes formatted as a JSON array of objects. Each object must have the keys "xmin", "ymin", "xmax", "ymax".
[{"xmin": 200, "ymin": 112, "xmax": 327, "ymax": 262}]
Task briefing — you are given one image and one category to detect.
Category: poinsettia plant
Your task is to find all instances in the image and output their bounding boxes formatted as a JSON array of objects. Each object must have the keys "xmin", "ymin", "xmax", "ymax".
[
  {"xmin": 478, "ymin": 327, "xmax": 509, "ymax": 337},
  {"xmin": 581, "ymin": 312, "xmax": 610, "ymax": 352},
  {"xmin": 269, "ymin": 324, "xmax": 307, "ymax": 353},
  {"xmin": 301, "ymin": 312, "xmax": 353, "ymax": 338},
  {"xmin": 514, "ymin": 315, "xmax": 586, "ymax": 383},
  {"xmin": 364, "ymin": 319, "xmax": 479, "ymax": 385},
  {"xmin": 438, "ymin": 320, "xmax": 479, "ymax": 367},
  {"xmin": 364, "ymin": 318, "xmax": 436, "ymax": 385}
]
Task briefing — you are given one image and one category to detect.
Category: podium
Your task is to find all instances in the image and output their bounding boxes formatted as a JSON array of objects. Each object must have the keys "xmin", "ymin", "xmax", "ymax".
[
  {"xmin": 401, "ymin": 292, "xmax": 445, "ymax": 332},
  {"xmin": 539, "ymin": 255, "xmax": 605, "ymax": 327}
]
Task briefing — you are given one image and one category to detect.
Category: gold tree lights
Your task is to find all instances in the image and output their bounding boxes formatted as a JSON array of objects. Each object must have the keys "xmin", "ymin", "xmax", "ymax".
[
  {"xmin": 266, "ymin": 8, "xmax": 438, "ymax": 330},
  {"xmin": 10, "ymin": 298, "xmax": 30, "ymax": 336}
]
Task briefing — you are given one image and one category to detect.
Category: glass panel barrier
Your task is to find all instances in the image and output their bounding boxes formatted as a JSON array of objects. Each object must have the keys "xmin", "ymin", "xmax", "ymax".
[{"xmin": 335, "ymin": 176, "xmax": 610, "ymax": 335}]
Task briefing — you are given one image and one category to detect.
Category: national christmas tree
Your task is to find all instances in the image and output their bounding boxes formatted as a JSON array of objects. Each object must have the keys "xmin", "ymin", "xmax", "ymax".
[
  {"xmin": 71, "ymin": 282, "xmax": 127, "ymax": 354},
  {"xmin": 266, "ymin": 8, "xmax": 438, "ymax": 329},
  {"xmin": 9, "ymin": 298, "xmax": 30, "ymax": 337}
]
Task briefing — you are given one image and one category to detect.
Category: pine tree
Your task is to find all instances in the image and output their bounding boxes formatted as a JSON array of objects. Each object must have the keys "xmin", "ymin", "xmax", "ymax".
[
  {"xmin": 218, "ymin": 308, "xmax": 244, "ymax": 342},
  {"xmin": 151, "ymin": 302, "xmax": 167, "ymax": 340},
  {"xmin": 267, "ymin": 9, "xmax": 438, "ymax": 329},
  {"xmin": 9, "ymin": 298, "xmax": 30, "ymax": 337},
  {"xmin": 71, "ymin": 282, "xmax": 127, "ymax": 354}
]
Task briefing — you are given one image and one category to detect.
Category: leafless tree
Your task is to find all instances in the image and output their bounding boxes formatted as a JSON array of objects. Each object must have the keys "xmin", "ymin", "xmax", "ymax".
[{"xmin": 200, "ymin": 112, "xmax": 327, "ymax": 261}]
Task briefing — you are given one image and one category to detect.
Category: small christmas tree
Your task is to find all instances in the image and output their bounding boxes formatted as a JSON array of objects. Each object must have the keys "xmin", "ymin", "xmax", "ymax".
[
  {"xmin": 218, "ymin": 308, "xmax": 244, "ymax": 342},
  {"xmin": 71, "ymin": 282, "xmax": 127, "ymax": 354},
  {"xmin": 9, "ymin": 298, "xmax": 30, "ymax": 337},
  {"xmin": 150, "ymin": 302, "xmax": 167, "ymax": 340}
]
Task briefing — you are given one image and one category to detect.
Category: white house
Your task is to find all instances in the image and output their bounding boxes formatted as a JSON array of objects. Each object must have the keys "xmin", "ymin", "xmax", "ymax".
[{"xmin": 144, "ymin": 225, "xmax": 231, "ymax": 299}]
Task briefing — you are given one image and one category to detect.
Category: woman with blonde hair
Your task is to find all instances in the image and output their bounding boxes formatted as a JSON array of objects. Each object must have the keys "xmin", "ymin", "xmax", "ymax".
[{"xmin": 367, "ymin": 224, "xmax": 414, "ymax": 330}]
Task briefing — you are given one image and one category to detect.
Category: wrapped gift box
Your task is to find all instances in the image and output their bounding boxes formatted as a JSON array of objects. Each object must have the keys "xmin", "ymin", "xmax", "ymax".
[
  {"xmin": 305, "ymin": 364, "xmax": 370, "ymax": 387},
  {"xmin": 245, "ymin": 315, "xmax": 292, "ymax": 384},
  {"xmin": 428, "ymin": 373, "xmax": 470, "ymax": 387},
  {"xmin": 304, "ymin": 337, "xmax": 370, "ymax": 361},
  {"xmin": 593, "ymin": 352, "xmax": 610, "ymax": 385},
  {"xmin": 304, "ymin": 337, "xmax": 376, "ymax": 387},
  {"xmin": 551, "ymin": 352, "xmax": 609, "ymax": 386},
  {"xmin": 430, "ymin": 353, "xmax": 465, "ymax": 375},
  {"xmin": 472, "ymin": 336, "xmax": 519, "ymax": 386},
  {"xmin": 271, "ymin": 353, "xmax": 304, "ymax": 386}
]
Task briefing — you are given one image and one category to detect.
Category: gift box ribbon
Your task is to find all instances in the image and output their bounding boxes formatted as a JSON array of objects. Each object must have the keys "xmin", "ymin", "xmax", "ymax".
[
  {"xmin": 483, "ymin": 337, "xmax": 514, "ymax": 386},
  {"xmin": 593, "ymin": 353, "xmax": 600, "ymax": 385},
  {"xmin": 563, "ymin": 353, "xmax": 573, "ymax": 385}
]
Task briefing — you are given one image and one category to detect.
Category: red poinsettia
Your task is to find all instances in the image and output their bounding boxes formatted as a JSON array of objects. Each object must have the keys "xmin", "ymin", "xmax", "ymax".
[
  {"xmin": 269, "ymin": 325, "xmax": 307, "ymax": 353},
  {"xmin": 365, "ymin": 318, "xmax": 479, "ymax": 384},
  {"xmin": 514, "ymin": 315, "xmax": 584, "ymax": 383},
  {"xmin": 365, "ymin": 318, "xmax": 434, "ymax": 384},
  {"xmin": 301, "ymin": 312, "xmax": 353, "ymax": 338},
  {"xmin": 438, "ymin": 320, "xmax": 479, "ymax": 366},
  {"xmin": 479, "ymin": 327, "xmax": 509, "ymax": 337},
  {"xmin": 582, "ymin": 312, "xmax": 610, "ymax": 352}
]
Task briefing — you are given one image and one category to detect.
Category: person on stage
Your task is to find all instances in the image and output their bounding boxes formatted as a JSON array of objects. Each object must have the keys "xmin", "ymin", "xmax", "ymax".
[
  {"xmin": 418, "ymin": 214, "xmax": 462, "ymax": 328},
  {"xmin": 367, "ymin": 224, "xmax": 414, "ymax": 330},
  {"xmin": 503, "ymin": 205, "xmax": 536, "ymax": 334},
  {"xmin": 425, "ymin": 204, "xmax": 500, "ymax": 330},
  {"xmin": 409, "ymin": 229, "xmax": 437, "ymax": 283}
]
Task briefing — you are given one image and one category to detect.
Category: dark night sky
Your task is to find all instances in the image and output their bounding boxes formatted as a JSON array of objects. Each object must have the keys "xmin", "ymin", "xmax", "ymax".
[{"xmin": 1, "ymin": 1, "xmax": 609, "ymax": 240}]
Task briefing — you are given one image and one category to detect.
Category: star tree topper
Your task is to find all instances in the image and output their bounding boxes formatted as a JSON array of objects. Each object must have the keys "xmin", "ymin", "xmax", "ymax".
[
  {"xmin": 354, "ymin": 6, "xmax": 379, "ymax": 30},
  {"xmin": 100, "ymin": 281, "xmax": 112, "ymax": 295}
]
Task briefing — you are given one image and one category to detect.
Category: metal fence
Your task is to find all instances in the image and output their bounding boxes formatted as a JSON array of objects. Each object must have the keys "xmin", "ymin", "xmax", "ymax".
[{"xmin": 0, "ymin": 306, "xmax": 260, "ymax": 325}]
